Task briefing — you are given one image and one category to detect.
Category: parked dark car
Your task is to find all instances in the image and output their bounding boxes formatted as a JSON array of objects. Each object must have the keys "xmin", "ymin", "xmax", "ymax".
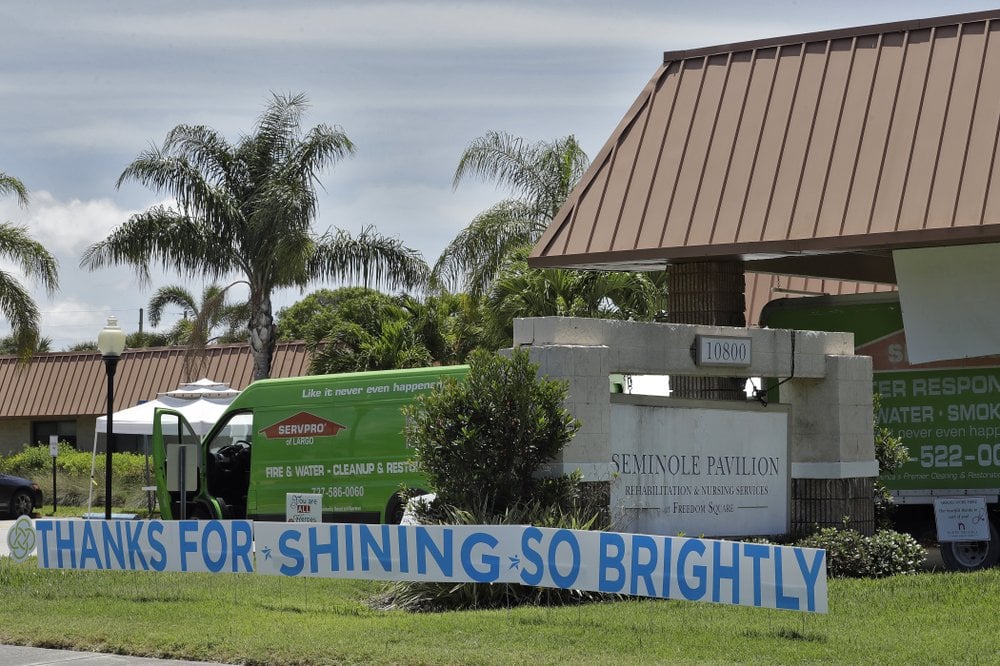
[{"xmin": 0, "ymin": 474, "xmax": 42, "ymax": 517}]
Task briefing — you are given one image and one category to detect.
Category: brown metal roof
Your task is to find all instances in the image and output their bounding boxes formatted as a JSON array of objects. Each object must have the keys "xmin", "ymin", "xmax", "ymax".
[
  {"xmin": 0, "ymin": 342, "xmax": 312, "ymax": 419},
  {"xmin": 530, "ymin": 10, "xmax": 1000, "ymax": 283}
]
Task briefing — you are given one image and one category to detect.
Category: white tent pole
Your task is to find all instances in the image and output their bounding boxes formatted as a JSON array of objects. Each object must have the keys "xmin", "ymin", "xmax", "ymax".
[{"xmin": 86, "ymin": 429, "xmax": 99, "ymax": 515}]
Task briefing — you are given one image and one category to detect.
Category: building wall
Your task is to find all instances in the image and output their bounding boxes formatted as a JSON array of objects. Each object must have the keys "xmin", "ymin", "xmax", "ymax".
[
  {"xmin": 0, "ymin": 419, "xmax": 31, "ymax": 456},
  {"xmin": 0, "ymin": 416, "xmax": 99, "ymax": 457}
]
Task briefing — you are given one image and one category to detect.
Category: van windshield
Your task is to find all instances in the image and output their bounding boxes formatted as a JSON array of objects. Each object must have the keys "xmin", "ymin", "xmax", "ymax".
[
  {"xmin": 205, "ymin": 411, "xmax": 254, "ymax": 518},
  {"xmin": 207, "ymin": 412, "xmax": 253, "ymax": 452}
]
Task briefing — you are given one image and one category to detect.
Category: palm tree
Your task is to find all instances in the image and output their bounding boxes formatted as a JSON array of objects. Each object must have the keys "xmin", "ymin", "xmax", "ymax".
[
  {"xmin": 483, "ymin": 248, "xmax": 665, "ymax": 348},
  {"xmin": 0, "ymin": 172, "xmax": 59, "ymax": 361},
  {"xmin": 147, "ymin": 282, "xmax": 250, "ymax": 379},
  {"xmin": 148, "ymin": 283, "xmax": 249, "ymax": 346},
  {"xmin": 0, "ymin": 172, "xmax": 29, "ymax": 205},
  {"xmin": 81, "ymin": 93, "xmax": 428, "ymax": 379},
  {"xmin": 433, "ymin": 131, "xmax": 589, "ymax": 297}
]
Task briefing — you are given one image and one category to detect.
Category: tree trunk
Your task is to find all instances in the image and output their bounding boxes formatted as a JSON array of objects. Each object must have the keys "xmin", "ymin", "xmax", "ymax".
[
  {"xmin": 666, "ymin": 260, "xmax": 746, "ymax": 400},
  {"xmin": 249, "ymin": 292, "xmax": 275, "ymax": 381}
]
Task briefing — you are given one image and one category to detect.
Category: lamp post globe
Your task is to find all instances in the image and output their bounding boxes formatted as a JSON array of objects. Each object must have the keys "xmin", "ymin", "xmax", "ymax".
[{"xmin": 98, "ymin": 316, "xmax": 126, "ymax": 520}]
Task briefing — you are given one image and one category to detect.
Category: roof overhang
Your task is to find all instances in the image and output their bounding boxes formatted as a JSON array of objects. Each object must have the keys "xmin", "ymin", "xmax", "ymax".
[{"xmin": 530, "ymin": 9, "xmax": 1000, "ymax": 285}]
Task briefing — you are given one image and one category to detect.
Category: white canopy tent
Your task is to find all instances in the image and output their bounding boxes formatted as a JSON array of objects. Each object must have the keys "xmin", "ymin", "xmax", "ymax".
[
  {"xmin": 95, "ymin": 379, "xmax": 241, "ymax": 437},
  {"xmin": 95, "ymin": 395, "xmax": 237, "ymax": 436}
]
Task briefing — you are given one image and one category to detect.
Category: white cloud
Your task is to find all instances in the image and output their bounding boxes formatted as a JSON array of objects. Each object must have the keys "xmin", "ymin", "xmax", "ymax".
[
  {"xmin": 0, "ymin": 192, "xmax": 139, "ymax": 256},
  {"xmin": 0, "ymin": 193, "xmax": 188, "ymax": 349},
  {"xmin": 66, "ymin": 3, "xmax": 796, "ymax": 54}
]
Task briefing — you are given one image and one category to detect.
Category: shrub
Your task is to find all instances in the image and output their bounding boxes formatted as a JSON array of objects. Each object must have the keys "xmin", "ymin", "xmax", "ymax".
[
  {"xmin": 873, "ymin": 394, "xmax": 910, "ymax": 523},
  {"xmin": 0, "ymin": 443, "xmax": 56, "ymax": 474},
  {"xmin": 386, "ymin": 349, "xmax": 608, "ymax": 610},
  {"xmin": 404, "ymin": 348, "xmax": 580, "ymax": 518},
  {"xmin": 794, "ymin": 526, "xmax": 925, "ymax": 578},
  {"xmin": 0, "ymin": 443, "xmax": 153, "ymax": 511}
]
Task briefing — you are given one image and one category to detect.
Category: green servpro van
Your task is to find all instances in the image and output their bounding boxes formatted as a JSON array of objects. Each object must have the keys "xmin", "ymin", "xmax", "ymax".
[
  {"xmin": 151, "ymin": 365, "xmax": 467, "ymax": 523},
  {"xmin": 761, "ymin": 292, "xmax": 1000, "ymax": 570}
]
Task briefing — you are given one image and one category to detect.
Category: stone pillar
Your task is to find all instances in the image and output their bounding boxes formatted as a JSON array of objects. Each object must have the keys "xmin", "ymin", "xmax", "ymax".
[
  {"xmin": 666, "ymin": 260, "xmax": 746, "ymax": 400},
  {"xmin": 791, "ymin": 477, "xmax": 875, "ymax": 536},
  {"xmin": 784, "ymin": 355, "xmax": 878, "ymax": 535}
]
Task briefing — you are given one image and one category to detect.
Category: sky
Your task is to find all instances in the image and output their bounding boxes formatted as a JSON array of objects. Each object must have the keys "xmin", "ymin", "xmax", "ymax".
[{"xmin": 1, "ymin": 0, "xmax": 996, "ymax": 350}]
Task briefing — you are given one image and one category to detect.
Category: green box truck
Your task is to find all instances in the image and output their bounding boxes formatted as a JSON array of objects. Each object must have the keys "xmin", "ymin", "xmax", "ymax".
[
  {"xmin": 150, "ymin": 365, "xmax": 467, "ymax": 524},
  {"xmin": 761, "ymin": 293, "xmax": 1000, "ymax": 570}
]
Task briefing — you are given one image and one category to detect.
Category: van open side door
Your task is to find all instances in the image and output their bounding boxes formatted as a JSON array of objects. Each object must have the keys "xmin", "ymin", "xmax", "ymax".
[{"xmin": 151, "ymin": 408, "xmax": 212, "ymax": 519}]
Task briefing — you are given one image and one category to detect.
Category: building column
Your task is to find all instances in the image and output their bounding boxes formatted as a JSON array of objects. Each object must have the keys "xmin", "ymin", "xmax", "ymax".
[{"xmin": 666, "ymin": 260, "xmax": 747, "ymax": 400}]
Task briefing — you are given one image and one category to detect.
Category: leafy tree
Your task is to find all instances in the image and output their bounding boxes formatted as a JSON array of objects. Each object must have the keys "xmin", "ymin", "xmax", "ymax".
[
  {"xmin": 81, "ymin": 93, "xmax": 427, "ymax": 380},
  {"xmin": 285, "ymin": 287, "xmax": 489, "ymax": 371},
  {"xmin": 125, "ymin": 331, "xmax": 171, "ymax": 348},
  {"xmin": 0, "ymin": 172, "xmax": 59, "ymax": 361},
  {"xmin": 305, "ymin": 288, "xmax": 432, "ymax": 374},
  {"xmin": 277, "ymin": 287, "xmax": 364, "ymax": 341},
  {"xmin": 433, "ymin": 132, "xmax": 589, "ymax": 296},
  {"xmin": 0, "ymin": 334, "xmax": 51, "ymax": 355}
]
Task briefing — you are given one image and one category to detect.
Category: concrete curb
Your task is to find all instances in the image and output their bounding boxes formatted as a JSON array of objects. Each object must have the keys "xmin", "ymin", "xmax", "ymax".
[{"xmin": 0, "ymin": 644, "xmax": 237, "ymax": 665}]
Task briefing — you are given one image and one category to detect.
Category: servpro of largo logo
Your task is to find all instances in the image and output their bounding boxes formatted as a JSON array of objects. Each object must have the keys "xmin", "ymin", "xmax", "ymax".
[{"xmin": 259, "ymin": 412, "xmax": 347, "ymax": 441}]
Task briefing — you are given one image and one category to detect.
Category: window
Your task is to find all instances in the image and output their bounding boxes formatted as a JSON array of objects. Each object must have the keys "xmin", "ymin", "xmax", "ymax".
[{"xmin": 32, "ymin": 420, "xmax": 78, "ymax": 448}]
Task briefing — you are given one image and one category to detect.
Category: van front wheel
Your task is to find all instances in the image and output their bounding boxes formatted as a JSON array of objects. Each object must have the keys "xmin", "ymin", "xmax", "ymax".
[
  {"xmin": 385, "ymin": 489, "xmax": 428, "ymax": 524},
  {"xmin": 385, "ymin": 492, "xmax": 407, "ymax": 524}
]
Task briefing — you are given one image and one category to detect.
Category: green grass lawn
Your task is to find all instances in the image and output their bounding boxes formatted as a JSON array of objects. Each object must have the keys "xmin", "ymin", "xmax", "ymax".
[{"xmin": 1, "ymin": 559, "xmax": 998, "ymax": 665}]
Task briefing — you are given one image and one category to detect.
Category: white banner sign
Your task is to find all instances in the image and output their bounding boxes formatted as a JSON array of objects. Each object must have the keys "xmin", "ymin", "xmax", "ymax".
[
  {"xmin": 35, "ymin": 519, "xmax": 254, "ymax": 573},
  {"xmin": 255, "ymin": 522, "xmax": 826, "ymax": 613},
  {"xmin": 32, "ymin": 520, "xmax": 827, "ymax": 613}
]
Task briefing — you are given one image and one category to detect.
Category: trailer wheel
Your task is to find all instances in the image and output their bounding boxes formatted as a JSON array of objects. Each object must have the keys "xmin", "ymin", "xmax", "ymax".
[{"xmin": 940, "ymin": 522, "xmax": 1000, "ymax": 571}]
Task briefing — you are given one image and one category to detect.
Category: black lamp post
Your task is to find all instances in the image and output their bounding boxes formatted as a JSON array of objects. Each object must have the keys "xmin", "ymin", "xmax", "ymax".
[{"xmin": 97, "ymin": 316, "xmax": 126, "ymax": 520}]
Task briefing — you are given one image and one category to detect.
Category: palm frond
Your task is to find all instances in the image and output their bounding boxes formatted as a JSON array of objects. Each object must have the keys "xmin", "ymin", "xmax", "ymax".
[
  {"xmin": 444, "ymin": 132, "xmax": 589, "ymax": 296},
  {"xmin": 161, "ymin": 124, "xmax": 236, "ymax": 186},
  {"xmin": 0, "ymin": 271, "xmax": 41, "ymax": 362},
  {"xmin": 0, "ymin": 172, "xmax": 29, "ymax": 208},
  {"xmin": 80, "ymin": 206, "xmax": 236, "ymax": 285},
  {"xmin": 0, "ymin": 224, "xmax": 59, "ymax": 294},
  {"xmin": 310, "ymin": 226, "xmax": 429, "ymax": 291},
  {"xmin": 453, "ymin": 130, "xmax": 547, "ymax": 200},
  {"xmin": 431, "ymin": 200, "xmax": 541, "ymax": 296},
  {"xmin": 147, "ymin": 285, "xmax": 198, "ymax": 327}
]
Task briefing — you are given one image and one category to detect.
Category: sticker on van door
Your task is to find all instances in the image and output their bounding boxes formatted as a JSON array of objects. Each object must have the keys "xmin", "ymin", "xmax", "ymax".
[{"xmin": 259, "ymin": 412, "xmax": 347, "ymax": 445}]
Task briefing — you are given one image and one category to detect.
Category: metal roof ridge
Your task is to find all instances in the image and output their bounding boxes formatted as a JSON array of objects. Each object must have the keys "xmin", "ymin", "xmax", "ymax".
[
  {"xmin": 0, "ymin": 339, "xmax": 308, "ymax": 362},
  {"xmin": 663, "ymin": 8, "xmax": 1000, "ymax": 63}
]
